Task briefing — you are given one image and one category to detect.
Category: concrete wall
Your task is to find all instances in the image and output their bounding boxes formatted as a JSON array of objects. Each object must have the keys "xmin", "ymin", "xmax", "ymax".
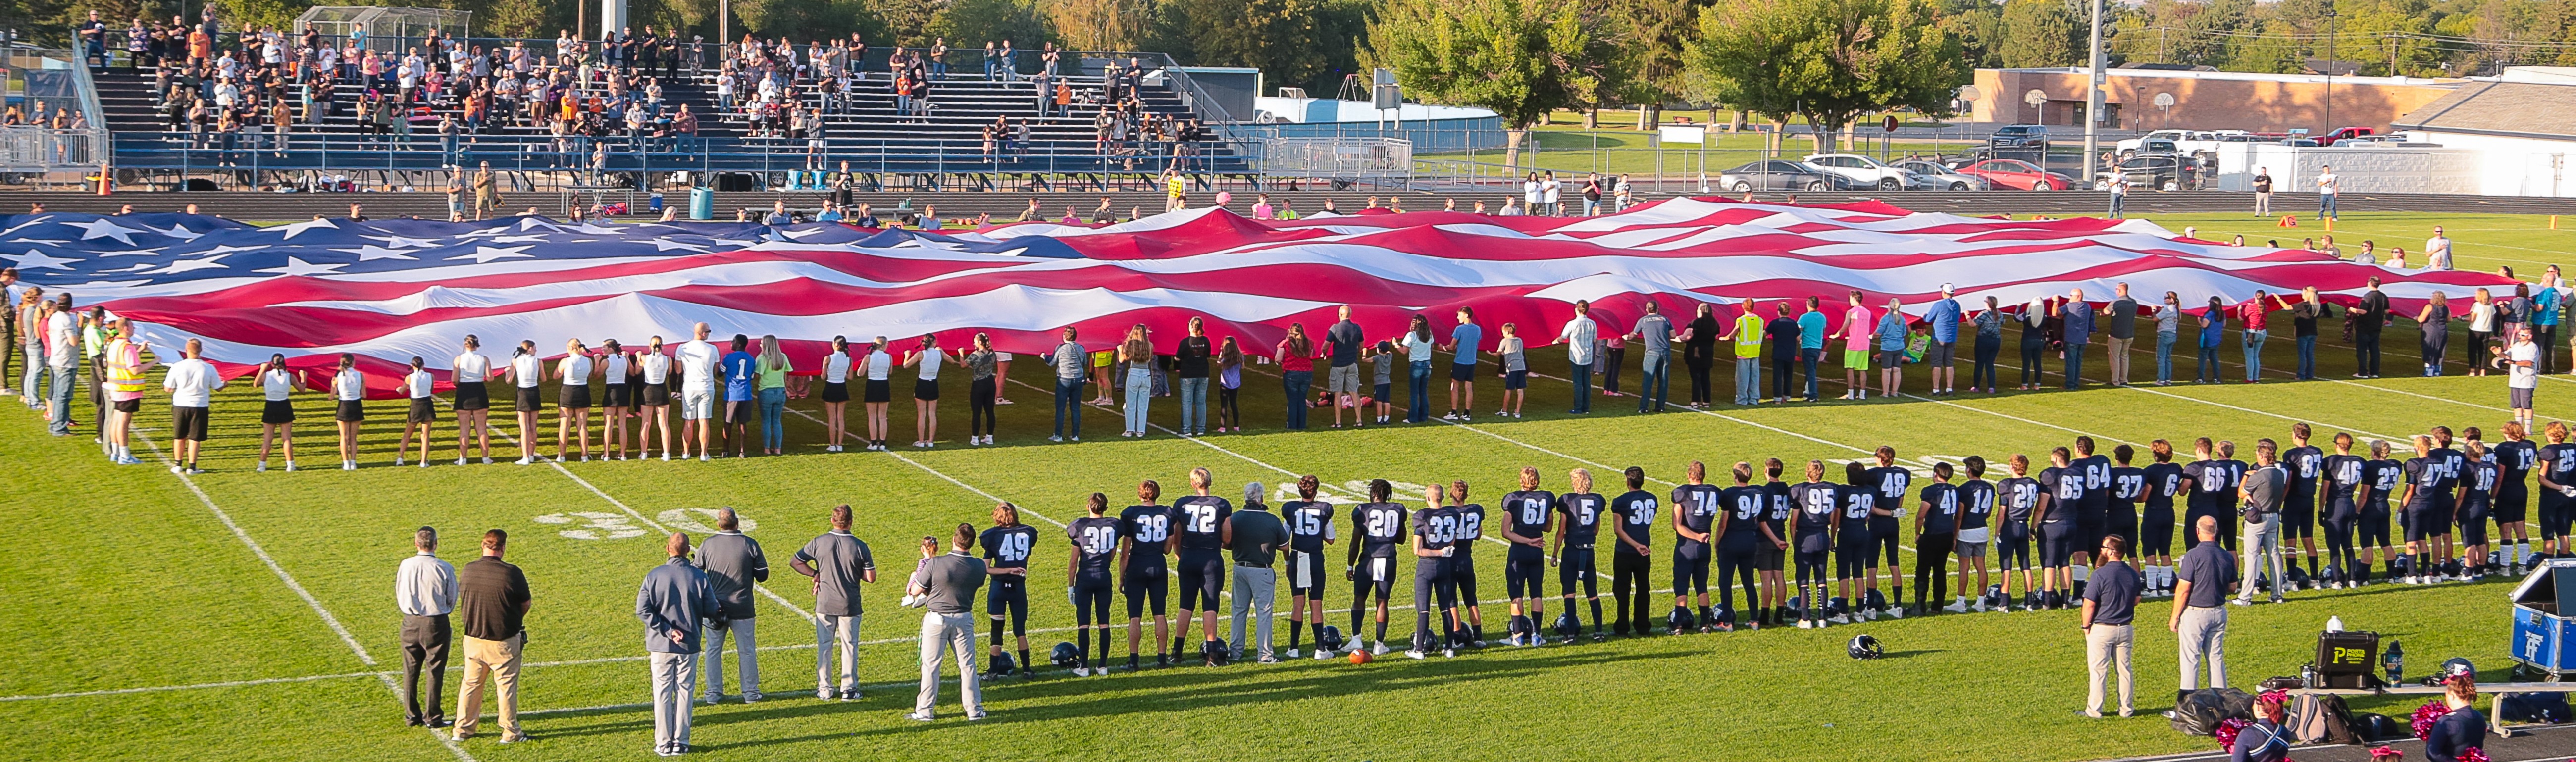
[
  {"xmin": 2198, "ymin": 142, "xmax": 2576, "ymax": 197},
  {"xmin": 1972, "ymin": 68, "xmax": 2459, "ymax": 134}
]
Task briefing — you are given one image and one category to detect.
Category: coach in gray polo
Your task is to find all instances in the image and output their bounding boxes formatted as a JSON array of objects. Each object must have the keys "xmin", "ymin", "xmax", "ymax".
[
  {"xmin": 395, "ymin": 526, "xmax": 458, "ymax": 728},
  {"xmin": 692, "ymin": 508, "xmax": 769, "ymax": 703},
  {"xmin": 2168, "ymin": 516, "xmax": 2238, "ymax": 691},
  {"xmin": 639, "ymin": 532, "xmax": 717, "ymax": 757},
  {"xmin": 1630, "ymin": 301, "xmax": 1673, "ymax": 413},
  {"xmin": 792, "ymin": 504, "xmax": 876, "ymax": 701},
  {"xmin": 2234, "ymin": 441, "xmax": 2288, "ymax": 606},
  {"xmin": 1227, "ymin": 482, "xmax": 1290, "ymax": 663},
  {"xmin": 908, "ymin": 526, "xmax": 987, "ymax": 721}
]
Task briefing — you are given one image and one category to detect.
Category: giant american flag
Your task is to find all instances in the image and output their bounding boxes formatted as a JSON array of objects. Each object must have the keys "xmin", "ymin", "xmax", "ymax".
[{"xmin": 1, "ymin": 197, "xmax": 2518, "ymax": 397}]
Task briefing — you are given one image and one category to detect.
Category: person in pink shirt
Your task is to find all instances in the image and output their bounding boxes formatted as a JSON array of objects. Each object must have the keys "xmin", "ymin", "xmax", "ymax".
[
  {"xmin": 2237, "ymin": 289, "xmax": 2271, "ymax": 383},
  {"xmin": 1251, "ymin": 194, "xmax": 1274, "ymax": 220},
  {"xmin": 1825, "ymin": 290, "xmax": 1876, "ymax": 400}
]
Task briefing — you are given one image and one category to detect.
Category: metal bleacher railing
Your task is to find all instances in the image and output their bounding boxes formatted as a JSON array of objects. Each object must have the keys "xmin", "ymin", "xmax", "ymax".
[{"xmin": 0, "ymin": 46, "xmax": 107, "ymax": 176}]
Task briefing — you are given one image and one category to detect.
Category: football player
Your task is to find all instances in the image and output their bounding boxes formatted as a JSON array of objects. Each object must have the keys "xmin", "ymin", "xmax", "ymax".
[
  {"xmin": 1553, "ymin": 469, "xmax": 1610, "ymax": 641},
  {"xmin": 1716, "ymin": 461, "xmax": 1768, "ymax": 630},
  {"xmin": 2318, "ymin": 433, "xmax": 2367, "ymax": 588},
  {"xmin": 1759, "ymin": 459, "xmax": 1794, "ymax": 626},
  {"xmin": 1281, "ymin": 475, "xmax": 1336, "ymax": 658},
  {"xmin": 2108, "ymin": 444, "xmax": 2146, "ymax": 569},
  {"xmin": 2494, "ymin": 422, "xmax": 2538, "ymax": 572},
  {"xmin": 2179, "ymin": 438, "xmax": 2232, "ymax": 553},
  {"xmin": 1119, "ymin": 480, "xmax": 1173, "ymax": 668},
  {"xmin": 1409, "ymin": 484, "xmax": 1463, "ymax": 658},
  {"xmin": 2538, "ymin": 422, "xmax": 2576, "ymax": 563},
  {"xmin": 1448, "ymin": 480, "xmax": 1488, "ymax": 645},
  {"xmin": 981, "ymin": 503, "xmax": 1039, "ymax": 677},
  {"xmin": 1865, "ymin": 447, "xmax": 1911, "ymax": 618},
  {"xmin": 1911, "ymin": 461, "xmax": 1958, "ymax": 617},
  {"xmin": 2428, "ymin": 426, "xmax": 2467, "ymax": 579},
  {"xmin": 2281, "ymin": 424, "xmax": 2326, "ymax": 584},
  {"xmin": 1951, "ymin": 456, "xmax": 1997, "ymax": 612},
  {"xmin": 2139, "ymin": 440, "xmax": 2185, "ymax": 595},
  {"xmin": 1066, "ymin": 493, "xmax": 1122, "ymax": 675},
  {"xmin": 2459, "ymin": 441, "xmax": 2498, "ymax": 580},
  {"xmin": 2069, "ymin": 437, "xmax": 2112, "ymax": 592},
  {"xmin": 1995, "ymin": 455, "xmax": 2041, "ymax": 610},
  {"xmin": 1833, "ymin": 462, "xmax": 1876, "ymax": 623},
  {"xmin": 2034, "ymin": 448, "xmax": 2082, "ymax": 609},
  {"xmin": 1500, "ymin": 467, "xmax": 1555, "ymax": 645},
  {"xmin": 1346, "ymin": 479, "xmax": 1408, "ymax": 655},
  {"xmin": 1790, "ymin": 461, "xmax": 1840, "ymax": 627},
  {"xmin": 1669, "ymin": 461, "xmax": 1722, "ymax": 632},
  {"xmin": 2400, "ymin": 436, "xmax": 2442, "ymax": 584},
  {"xmin": 1608, "ymin": 467, "xmax": 1659, "ymax": 636},
  {"xmin": 2361, "ymin": 440, "xmax": 2405, "ymax": 582},
  {"xmin": 1169, "ymin": 468, "xmax": 1232, "ymax": 665}
]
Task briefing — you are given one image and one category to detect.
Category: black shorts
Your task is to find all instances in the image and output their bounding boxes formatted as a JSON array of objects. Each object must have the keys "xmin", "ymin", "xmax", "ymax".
[
  {"xmin": 1121, "ymin": 560, "xmax": 1168, "ymax": 618},
  {"xmin": 1356, "ymin": 554, "xmax": 1399, "ymax": 600},
  {"xmin": 453, "ymin": 381, "xmax": 489, "ymax": 411},
  {"xmin": 1672, "ymin": 541, "xmax": 1711, "ymax": 594},
  {"xmin": 2404, "ymin": 506, "xmax": 2446, "ymax": 542},
  {"xmin": 1505, "ymin": 548, "xmax": 1546, "ymax": 599},
  {"xmin": 821, "ymin": 380, "xmax": 849, "ymax": 403},
  {"xmin": 1504, "ymin": 370, "xmax": 1527, "ymax": 390},
  {"xmin": 1174, "ymin": 550, "xmax": 1224, "ymax": 611},
  {"xmin": 559, "ymin": 383, "xmax": 590, "ymax": 410},
  {"xmin": 334, "ymin": 399, "xmax": 365, "ymax": 422},
  {"xmin": 1870, "ymin": 522, "xmax": 1902, "ymax": 568},
  {"xmin": 261, "ymin": 399, "xmax": 296, "ymax": 424},
  {"xmin": 1755, "ymin": 541, "xmax": 1785, "ymax": 571},
  {"xmin": 1835, "ymin": 540, "xmax": 1871, "ymax": 580},
  {"xmin": 1286, "ymin": 549, "xmax": 1328, "ymax": 597},
  {"xmin": 1449, "ymin": 363, "xmax": 1474, "ymax": 382},
  {"xmin": 2495, "ymin": 483, "xmax": 2529, "ymax": 524},
  {"xmin": 914, "ymin": 378, "xmax": 939, "ymax": 401},
  {"xmin": 1997, "ymin": 522, "xmax": 2033, "ymax": 570},
  {"xmin": 2140, "ymin": 510, "xmax": 2176, "ymax": 558},
  {"xmin": 2280, "ymin": 495, "xmax": 2316, "ymax": 539},
  {"xmin": 639, "ymin": 381, "xmax": 671, "ymax": 407},
  {"xmin": 1556, "ymin": 546, "xmax": 1598, "ymax": 595},
  {"xmin": 2106, "ymin": 510, "xmax": 2140, "ymax": 551},
  {"xmin": 172, "ymin": 405, "xmax": 210, "ymax": 441},
  {"xmin": 2459, "ymin": 508, "xmax": 2491, "ymax": 547},
  {"xmin": 514, "ymin": 385, "xmax": 543, "ymax": 414},
  {"xmin": 2359, "ymin": 508, "xmax": 2393, "ymax": 547},
  {"xmin": 863, "ymin": 378, "xmax": 891, "ymax": 403},
  {"xmin": 724, "ymin": 399, "xmax": 755, "ymax": 425},
  {"xmin": 985, "ymin": 577, "xmax": 1029, "ymax": 629},
  {"xmin": 2074, "ymin": 515, "xmax": 2105, "ymax": 558},
  {"xmin": 2037, "ymin": 521, "xmax": 2076, "ymax": 567},
  {"xmin": 602, "ymin": 383, "xmax": 631, "ymax": 408},
  {"xmin": 111, "ymin": 398, "xmax": 139, "ymax": 413},
  {"xmin": 1451, "ymin": 552, "xmax": 1480, "ymax": 603},
  {"xmin": 408, "ymin": 397, "xmax": 437, "ymax": 423}
]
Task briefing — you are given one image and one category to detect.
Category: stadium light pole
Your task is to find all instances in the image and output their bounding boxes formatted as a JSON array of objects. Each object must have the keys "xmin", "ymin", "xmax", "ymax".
[{"xmin": 2080, "ymin": 0, "xmax": 2106, "ymax": 189}]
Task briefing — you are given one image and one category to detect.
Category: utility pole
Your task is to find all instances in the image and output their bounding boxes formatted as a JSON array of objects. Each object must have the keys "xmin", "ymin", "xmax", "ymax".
[
  {"xmin": 2324, "ymin": 0, "xmax": 2337, "ymax": 132},
  {"xmin": 2081, "ymin": 0, "xmax": 2106, "ymax": 188}
]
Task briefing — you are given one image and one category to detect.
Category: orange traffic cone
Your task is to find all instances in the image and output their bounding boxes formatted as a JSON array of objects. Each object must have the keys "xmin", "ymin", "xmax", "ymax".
[{"xmin": 95, "ymin": 165, "xmax": 112, "ymax": 195}]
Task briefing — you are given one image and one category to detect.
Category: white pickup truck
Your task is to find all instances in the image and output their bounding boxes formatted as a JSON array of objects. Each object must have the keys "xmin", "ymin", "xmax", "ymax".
[
  {"xmin": 1801, "ymin": 153, "xmax": 1916, "ymax": 190},
  {"xmin": 2116, "ymin": 130, "xmax": 2247, "ymax": 158}
]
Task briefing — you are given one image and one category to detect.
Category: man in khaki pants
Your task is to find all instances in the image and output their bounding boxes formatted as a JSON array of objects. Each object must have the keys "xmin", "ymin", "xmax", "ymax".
[
  {"xmin": 455, "ymin": 529, "xmax": 533, "ymax": 743},
  {"xmin": 2078, "ymin": 536, "xmax": 2143, "ymax": 717}
]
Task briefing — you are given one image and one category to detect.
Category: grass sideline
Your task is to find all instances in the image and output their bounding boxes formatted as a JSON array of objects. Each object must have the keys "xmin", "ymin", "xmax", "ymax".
[{"xmin": 0, "ymin": 209, "xmax": 2565, "ymax": 762}]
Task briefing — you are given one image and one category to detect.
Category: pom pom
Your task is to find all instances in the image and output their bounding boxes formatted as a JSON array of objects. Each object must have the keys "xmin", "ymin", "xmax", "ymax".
[
  {"xmin": 2410, "ymin": 700, "xmax": 2449, "ymax": 741},
  {"xmin": 2368, "ymin": 747, "xmax": 2405, "ymax": 761},
  {"xmin": 2458, "ymin": 748, "xmax": 2489, "ymax": 762},
  {"xmin": 2215, "ymin": 718, "xmax": 2251, "ymax": 751}
]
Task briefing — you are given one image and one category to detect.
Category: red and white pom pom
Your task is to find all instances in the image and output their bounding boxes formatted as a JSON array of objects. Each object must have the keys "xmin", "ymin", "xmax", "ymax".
[
  {"xmin": 2411, "ymin": 700, "xmax": 2449, "ymax": 741},
  {"xmin": 2215, "ymin": 717, "xmax": 2251, "ymax": 751}
]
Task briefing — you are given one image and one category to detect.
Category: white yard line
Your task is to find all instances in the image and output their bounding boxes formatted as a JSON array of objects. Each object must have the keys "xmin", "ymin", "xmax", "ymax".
[
  {"xmin": 0, "ymin": 671, "xmax": 385, "ymax": 702},
  {"xmin": 135, "ymin": 432, "xmax": 478, "ymax": 762}
]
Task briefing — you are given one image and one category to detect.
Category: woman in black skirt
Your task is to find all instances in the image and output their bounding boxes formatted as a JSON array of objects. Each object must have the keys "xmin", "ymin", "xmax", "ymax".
[
  {"xmin": 863, "ymin": 336, "xmax": 893, "ymax": 451},
  {"xmin": 395, "ymin": 355, "xmax": 435, "ymax": 468},
  {"xmin": 256, "ymin": 353, "xmax": 302, "ymax": 473},
  {"xmin": 503, "ymin": 340, "xmax": 545, "ymax": 465},
  {"xmin": 600, "ymin": 339, "xmax": 633, "ymax": 460},
  {"xmin": 956, "ymin": 332, "xmax": 997, "ymax": 445},
  {"xmin": 330, "ymin": 353, "xmax": 366, "ymax": 471},
  {"xmin": 820, "ymin": 336, "xmax": 853, "ymax": 451},
  {"xmin": 638, "ymin": 336, "xmax": 674, "ymax": 460},
  {"xmin": 452, "ymin": 335, "xmax": 494, "ymax": 465},
  {"xmin": 905, "ymin": 334, "xmax": 943, "ymax": 448},
  {"xmin": 553, "ymin": 337, "xmax": 597, "ymax": 462}
]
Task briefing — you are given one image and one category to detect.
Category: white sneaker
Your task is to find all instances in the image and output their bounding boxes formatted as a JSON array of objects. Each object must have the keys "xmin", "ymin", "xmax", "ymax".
[
  {"xmin": 419, "ymin": 460, "xmax": 429, "ymax": 468},
  {"xmin": 1828, "ymin": 614, "xmax": 1851, "ymax": 625},
  {"xmin": 1442, "ymin": 413, "xmax": 1458, "ymax": 420},
  {"xmin": 1312, "ymin": 649, "xmax": 1331, "ymax": 660},
  {"xmin": 1797, "ymin": 620, "xmax": 1814, "ymax": 629},
  {"xmin": 1371, "ymin": 642, "xmax": 1391, "ymax": 656},
  {"xmin": 394, "ymin": 457, "xmax": 406, "ymax": 466},
  {"xmin": 283, "ymin": 461, "xmax": 297, "ymax": 472},
  {"xmin": 1072, "ymin": 667, "xmax": 1090, "ymax": 677},
  {"xmin": 700, "ymin": 455, "xmax": 711, "ymax": 462},
  {"xmin": 515, "ymin": 457, "xmax": 533, "ymax": 465},
  {"xmin": 1442, "ymin": 648, "xmax": 1455, "ymax": 658},
  {"xmin": 1284, "ymin": 648, "xmax": 1300, "ymax": 659},
  {"xmin": 1404, "ymin": 649, "xmax": 1427, "ymax": 660},
  {"xmin": 662, "ymin": 454, "xmax": 671, "ymax": 461},
  {"xmin": 343, "ymin": 460, "xmax": 356, "ymax": 471},
  {"xmin": 1943, "ymin": 600, "xmax": 1967, "ymax": 614},
  {"xmin": 481, "ymin": 457, "xmax": 493, "ymax": 465},
  {"xmin": 257, "ymin": 461, "xmax": 268, "ymax": 473},
  {"xmin": 456, "ymin": 457, "xmax": 468, "ymax": 466}
]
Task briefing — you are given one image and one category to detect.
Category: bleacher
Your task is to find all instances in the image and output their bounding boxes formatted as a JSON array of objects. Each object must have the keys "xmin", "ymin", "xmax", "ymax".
[{"xmin": 91, "ymin": 47, "xmax": 1251, "ymax": 188}]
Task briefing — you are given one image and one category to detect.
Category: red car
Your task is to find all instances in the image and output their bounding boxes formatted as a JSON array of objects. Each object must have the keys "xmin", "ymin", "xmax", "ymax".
[{"xmin": 1958, "ymin": 158, "xmax": 2079, "ymax": 191}]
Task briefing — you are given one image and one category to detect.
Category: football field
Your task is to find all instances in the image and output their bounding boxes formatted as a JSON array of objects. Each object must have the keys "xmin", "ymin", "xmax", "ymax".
[{"xmin": 1, "ymin": 210, "xmax": 2568, "ymax": 762}]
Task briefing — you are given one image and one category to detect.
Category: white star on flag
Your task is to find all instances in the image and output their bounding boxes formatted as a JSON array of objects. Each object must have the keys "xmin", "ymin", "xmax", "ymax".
[
  {"xmin": 184, "ymin": 244, "xmax": 271, "ymax": 257},
  {"xmin": 97, "ymin": 248, "xmax": 170, "ymax": 257},
  {"xmin": 64, "ymin": 218, "xmax": 151, "ymax": 245},
  {"xmin": 446, "ymin": 245, "xmax": 534, "ymax": 263},
  {"xmin": 149, "ymin": 254, "xmax": 236, "ymax": 274},
  {"xmin": 330, "ymin": 245, "xmax": 420, "ymax": 261},
  {"xmin": 649, "ymin": 239, "xmax": 710, "ymax": 252},
  {"xmin": 360, "ymin": 234, "xmax": 443, "ymax": 248},
  {"xmin": 489, "ymin": 234, "xmax": 551, "ymax": 243},
  {"xmin": 254, "ymin": 256, "xmax": 350, "ymax": 276},
  {"xmin": 266, "ymin": 218, "xmax": 340, "ymax": 239},
  {"xmin": 2, "ymin": 248, "xmax": 83, "ymax": 270},
  {"xmin": 147, "ymin": 223, "xmax": 206, "ymax": 242}
]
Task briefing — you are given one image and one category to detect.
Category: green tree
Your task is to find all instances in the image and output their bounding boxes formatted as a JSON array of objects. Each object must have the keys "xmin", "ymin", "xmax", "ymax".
[
  {"xmin": 866, "ymin": 0, "xmax": 939, "ymax": 46},
  {"xmin": 1939, "ymin": 0, "xmax": 2009, "ymax": 69},
  {"xmin": 1152, "ymin": 0, "xmax": 1368, "ymax": 95},
  {"xmin": 1363, "ymin": 0, "xmax": 1612, "ymax": 165},
  {"xmin": 1684, "ymin": 0, "xmax": 1967, "ymax": 152},
  {"xmin": 1046, "ymin": 0, "xmax": 1156, "ymax": 51},
  {"xmin": 929, "ymin": 0, "xmax": 1053, "ymax": 50},
  {"xmin": 1605, "ymin": 0, "xmax": 1699, "ymax": 128},
  {"xmin": 1995, "ymin": 0, "xmax": 2081, "ymax": 67}
]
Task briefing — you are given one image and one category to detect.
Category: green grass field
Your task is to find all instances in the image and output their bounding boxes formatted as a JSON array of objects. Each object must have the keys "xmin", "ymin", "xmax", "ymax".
[{"xmin": 2, "ymin": 210, "xmax": 2569, "ymax": 762}]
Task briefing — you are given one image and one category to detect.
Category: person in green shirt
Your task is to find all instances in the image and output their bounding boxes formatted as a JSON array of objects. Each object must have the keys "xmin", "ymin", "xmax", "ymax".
[
  {"xmin": 757, "ymin": 335, "xmax": 793, "ymax": 455},
  {"xmin": 1719, "ymin": 301, "xmax": 1766, "ymax": 406}
]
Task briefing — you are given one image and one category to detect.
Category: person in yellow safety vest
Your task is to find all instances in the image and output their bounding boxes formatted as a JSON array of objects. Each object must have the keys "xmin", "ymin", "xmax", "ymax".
[
  {"xmin": 1164, "ymin": 170, "xmax": 1186, "ymax": 212},
  {"xmin": 1720, "ymin": 300, "xmax": 1767, "ymax": 406},
  {"xmin": 101, "ymin": 318, "xmax": 151, "ymax": 466}
]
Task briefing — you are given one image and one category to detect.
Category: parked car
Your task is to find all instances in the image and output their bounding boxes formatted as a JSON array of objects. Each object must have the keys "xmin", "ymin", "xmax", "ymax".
[
  {"xmin": 1957, "ymin": 158, "xmax": 2078, "ymax": 191},
  {"xmin": 2318, "ymin": 126, "xmax": 2377, "ymax": 146},
  {"xmin": 1802, "ymin": 153, "xmax": 1917, "ymax": 190},
  {"xmin": 1717, "ymin": 160, "xmax": 1851, "ymax": 192},
  {"xmin": 1989, "ymin": 124, "xmax": 2051, "ymax": 150},
  {"xmin": 2110, "ymin": 154, "xmax": 2198, "ymax": 191},
  {"xmin": 1892, "ymin": 159, "xmax": 1989, "ymax": 190},
  {"xmin": 2113, "ymin": 129, "xmax": 2190, "ymax": 155}
]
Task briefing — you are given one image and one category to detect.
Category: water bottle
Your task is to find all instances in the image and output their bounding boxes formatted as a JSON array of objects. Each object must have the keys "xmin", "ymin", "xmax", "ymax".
[
  {"xmin": 2383, "ymin": 640, "xmax": 2404, "ymax": 685},
  {"xmin": 2326, "ymin": 615, "xmax": 2344, "ymax": 633}
]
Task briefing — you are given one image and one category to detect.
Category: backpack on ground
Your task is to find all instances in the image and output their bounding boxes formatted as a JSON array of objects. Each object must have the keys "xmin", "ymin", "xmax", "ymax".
[
  {"xmin": 2289, "ymin": 692, "xmax": 2360, "ymax": 745},
  {"xmin": 2171, "ymin": 688, "xmax": 2256, "ymax": 736},
  {"xmin": 2499, "ymin": 692, "xmax": 2573, "ymax": 724}
]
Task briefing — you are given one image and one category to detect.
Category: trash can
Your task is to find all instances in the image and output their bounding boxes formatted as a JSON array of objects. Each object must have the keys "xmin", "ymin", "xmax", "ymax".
[
  {"xmin": 689, "ymin": 187, "xmax": 714, "ymax": 221},
  {"xmin": 649, "ymin": 192, "xmax": 664, "ymax": 212}
]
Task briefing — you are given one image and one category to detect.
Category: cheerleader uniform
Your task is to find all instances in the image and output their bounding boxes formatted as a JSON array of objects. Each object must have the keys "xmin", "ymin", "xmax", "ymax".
[
  {"xmin": 260, "ymin": 368, "xmax": 298, "ymax": 424},
  {"xmin": 601, "ymin": 351, "xmax": 631, "ymax": 408},
  {"xmin": 510, "ymin": 353, "xmax": 544, "ymax": 413},
  {"xmin": 639, "ymin": 350, "xmax": 672, "ymax": 407},
  {"xmin": 332, "ymin": 368, "xmax": 367, "ymax": 422},
  {"xmin": 913, "ymin": 349, "xmax": 943, "ymax": 401},
  {"xmin": 451, "ymin": 351, "xmax": 492, "ymax": 411},
  {"xmin": 822, "ymin": 350, "xmax": 852, "ymax": 403},
  {"xmin": 863, "ymin": 348, "xmax": 893, "ymax": 403},
  {"xmin": 405, "ymin": 367, "xmax": 437, "ymax": 423},
  {"xmin": 559, "ymin": 352, "xmax": 594, "ymax": 410}
]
